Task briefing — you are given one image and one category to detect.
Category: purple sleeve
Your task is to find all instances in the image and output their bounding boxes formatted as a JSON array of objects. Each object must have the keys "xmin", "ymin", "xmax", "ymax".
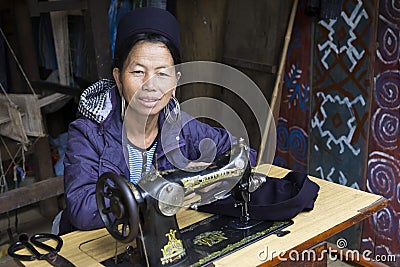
[
  {"xmin": 63, "ymin": 119, "xmax": 104, "ymax": 230},
  {"xmin": 185, "ymin": 118, "xmax": 258, "ymax": 166}
]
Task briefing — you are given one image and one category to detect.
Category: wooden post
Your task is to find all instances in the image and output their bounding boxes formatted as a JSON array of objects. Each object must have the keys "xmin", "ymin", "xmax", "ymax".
[
  {"xmin": 32, "ymin": 137, "xmax": 59, "ymax": 218},
  {"xmin": 13, "ymin": 0, "xmax": 39, "ymax": 93},
  {"xmin": 83, "ymin": 0, "xmax": 112, "ymax": 81},
  {"xmin": 270, "ymin": 0, "xmax": 299, "ymax": 121},
  {"xmin": 256, "ymin": 0, "xmax": 298, "ymax": 166}
]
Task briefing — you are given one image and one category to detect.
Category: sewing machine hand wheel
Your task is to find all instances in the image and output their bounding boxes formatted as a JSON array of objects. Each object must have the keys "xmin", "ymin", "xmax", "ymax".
[{"xmin": 96, "ymin": 172, "xmax": 139, "ymax": 243}]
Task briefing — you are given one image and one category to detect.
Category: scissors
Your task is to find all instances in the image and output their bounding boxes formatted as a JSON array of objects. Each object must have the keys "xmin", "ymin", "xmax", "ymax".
[{"xmin": 8, "ymin": 233, "xmax": 76, "ymax": 267}]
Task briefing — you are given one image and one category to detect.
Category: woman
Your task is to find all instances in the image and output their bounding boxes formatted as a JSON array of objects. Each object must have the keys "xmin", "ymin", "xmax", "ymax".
[{"xmin": 60, "ymin": 7, "xmax": 256, "ymax": 234}]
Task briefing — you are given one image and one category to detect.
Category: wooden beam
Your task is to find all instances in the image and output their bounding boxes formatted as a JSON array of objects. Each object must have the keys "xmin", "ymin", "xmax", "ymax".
[
  {"xmin": 31, "ymin": 80, "xmax": 85, "ymax": 97},
  {"xmin": 0, "ymin": 176, "xmax": 64, "ymax": 214},
  {"xmin": 38, "ymin": 93, "xmax": 71, "ymax": 108},
  {"xmin": 27, "ymin": 0, "xmax": 87, "ymax": 17}
]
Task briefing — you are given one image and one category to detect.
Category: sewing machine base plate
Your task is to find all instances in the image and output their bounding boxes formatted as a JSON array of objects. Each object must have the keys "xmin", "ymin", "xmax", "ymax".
[{"xmin": 101, "ymin": 215, "xmax": 293, "ymax": 267}]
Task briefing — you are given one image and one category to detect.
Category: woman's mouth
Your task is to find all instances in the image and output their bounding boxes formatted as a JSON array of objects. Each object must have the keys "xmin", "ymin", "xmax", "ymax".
[{"xmin": 138, "ymin": 97, "xmax": 160, "ymax": 108}]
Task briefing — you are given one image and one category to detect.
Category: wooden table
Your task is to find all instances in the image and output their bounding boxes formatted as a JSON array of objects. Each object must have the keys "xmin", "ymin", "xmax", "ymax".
[{"xmin": 18, "ymin": 165, "xmax": 387, "ymax": 267}]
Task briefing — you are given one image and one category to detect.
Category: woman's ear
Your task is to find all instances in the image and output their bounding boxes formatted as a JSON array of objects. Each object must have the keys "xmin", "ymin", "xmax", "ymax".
[
  {"xmin": 176, "ymin": 71, "xmax": 181, "ymax": 82},
  {"xmin": 172, "ymin": 72, "xmax": 181, "ymax": 97},
  {"xmin": 113, "ymin": 68, "xmax": 123, "ymax": 96}
]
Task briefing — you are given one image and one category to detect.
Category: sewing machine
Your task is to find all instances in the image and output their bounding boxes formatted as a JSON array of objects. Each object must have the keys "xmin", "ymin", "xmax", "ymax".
[{"xmin": 95, "ymin": 138, "xmax": 292, "ymax": 267}]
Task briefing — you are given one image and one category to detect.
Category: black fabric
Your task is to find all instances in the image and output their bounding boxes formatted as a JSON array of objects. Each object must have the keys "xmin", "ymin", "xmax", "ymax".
[
  {"xmin": 197, "ymin": 171, "xmax": 320, "ymax": 221},
  {"xmin": 59, "ymin": 210, "xmax": 78, "ymax": 236},
  {"xmin": 115, "ymin": 7, "xmax": 180, "ymax": 54}
]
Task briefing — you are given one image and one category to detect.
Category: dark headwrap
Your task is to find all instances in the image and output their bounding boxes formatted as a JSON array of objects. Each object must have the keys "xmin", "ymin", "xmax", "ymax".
[{"xmin": 115, "ymin": 7, "xmax": 180, "ymax": 55}]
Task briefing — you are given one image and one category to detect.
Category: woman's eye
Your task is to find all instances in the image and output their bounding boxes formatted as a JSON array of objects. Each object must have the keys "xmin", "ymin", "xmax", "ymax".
[
  {"xmin": 132, "ymin": 70, "xmax": 144, "ymax": 76},
  {"xmin": 157, "ymin": 72, "xmax": 170, "ymax": 77}
]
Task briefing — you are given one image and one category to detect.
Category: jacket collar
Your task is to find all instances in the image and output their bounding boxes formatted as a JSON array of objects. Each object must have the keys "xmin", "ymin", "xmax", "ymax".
[
  {"xmin": 155, "ymin": 108, "xmax": 185, "ymax": 158},
  {"xmin": 78, "ymin": 79, "xmax": 116, "ymax": 124}
]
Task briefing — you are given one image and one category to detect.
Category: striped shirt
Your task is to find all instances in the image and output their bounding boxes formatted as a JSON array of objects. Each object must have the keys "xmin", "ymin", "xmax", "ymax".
[{"xmin": 127, "ymin": 141, "xmax": 157, "ymax": 184}]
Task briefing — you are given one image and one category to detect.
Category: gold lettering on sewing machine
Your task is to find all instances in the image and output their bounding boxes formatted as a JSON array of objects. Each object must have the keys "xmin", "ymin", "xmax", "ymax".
[
  {"xmin": 160, "ymin": 229, "xmax": 186, "ymax": 265},
  {"xmin": 193, "ymin": 231, "xmax": 228, "ymax": 247},
  {"xmin": 181, "ymin": 168, "xmax": 244, "ymax": 194}
]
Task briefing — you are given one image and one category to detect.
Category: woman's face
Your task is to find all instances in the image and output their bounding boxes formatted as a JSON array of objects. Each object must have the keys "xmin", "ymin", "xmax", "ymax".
[{"xmin": 113, "ymin": 41, "xmax": 178, "ymax": 118}]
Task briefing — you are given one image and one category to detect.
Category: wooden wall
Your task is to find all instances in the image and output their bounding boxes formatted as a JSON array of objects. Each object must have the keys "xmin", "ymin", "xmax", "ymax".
[
  {"xmin": 176, "ymin": 0, "xmax": 293, "ymax": 149},
  {"xmin": 175, "ymin": 0, "xmax": 228, "ymax": 108}
]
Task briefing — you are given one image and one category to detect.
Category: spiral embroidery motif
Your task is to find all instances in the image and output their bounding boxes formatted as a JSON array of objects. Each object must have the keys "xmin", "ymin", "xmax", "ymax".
[
  {"xmin": 377, "ymin": 25, "xmax": 399, "ymax": 65},
  {"xmin": 376, "ymin": 0, "xmax": 400, "ymax": 64},
  {"xmin": 289, "ymin": 127, "xmax": 307, "ymax": 162},
  {"xmin": 397, "ymin": 182, "xmax": 400, "ymax": 206},
  {"xmin": 367, "ymin": 151, "xmax": 398, "ymax": 199},
  {"xmin": 381, "ymin": 0, "xmax": 400, "ymax": 23},
  {"xmin": 372, "ymin": 108, "xmax": 399, "ymax": 150},
  {"xmin": 372, "ymin": 207, "xmax": 395, "ymax": 239},
  {"xmin": 276, "ymin": 118, "xmax": 289, "ymax": 152},
  {"xmin": 375, "ymin": 71, "xmax": 400, "ymax": 109}
]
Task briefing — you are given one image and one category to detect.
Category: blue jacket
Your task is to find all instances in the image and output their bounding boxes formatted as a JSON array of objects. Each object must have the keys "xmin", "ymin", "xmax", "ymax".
[{"xmin": 62, "ymin": 79, "xmax": 257, "ymax": 231}]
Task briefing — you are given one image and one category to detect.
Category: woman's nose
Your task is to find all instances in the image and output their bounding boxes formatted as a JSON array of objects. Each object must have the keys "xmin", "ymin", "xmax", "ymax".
[{"xmin": 142, "ymin": 74, "xmax": 157, "ymax": 91}]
